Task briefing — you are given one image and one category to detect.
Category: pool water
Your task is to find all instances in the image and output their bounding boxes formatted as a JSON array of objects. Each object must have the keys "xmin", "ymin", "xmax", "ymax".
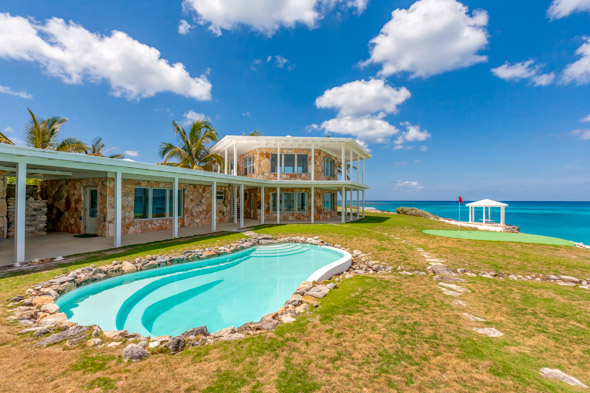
[{"xmin": 56, "ymin": 243, "xmax": 345, "ymax": 337}]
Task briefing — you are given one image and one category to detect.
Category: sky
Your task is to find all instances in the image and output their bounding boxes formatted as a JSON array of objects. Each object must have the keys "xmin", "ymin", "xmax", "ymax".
[{"xmin": 0, "ymin": 0, "xmax": 589, "ymax": 201}]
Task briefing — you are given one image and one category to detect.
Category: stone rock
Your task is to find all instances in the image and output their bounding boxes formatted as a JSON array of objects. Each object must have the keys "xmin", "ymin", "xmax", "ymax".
[
  {"xmin": 201, "ymin": 250, "xmax": 217, "ymax": 258},
  {"xmin": 546, "ymin": 275, "xmax": 560, "ymax": 281},
  {"xmin": 8, "ymin": 295, "xmax": 25, "ymax": 303},
  {"xmin": 32, "ymin": 296, "xmax": 54, "ymax": 306},
  {"xmin": 148, "ymin": 341, "xmax": 160, "ymax": 349},
  {"xmin": 103, "ymin": 330, "xmax": 128, "ymax": 340},
  {"xmin": 463, "ymin": 313, "xmax": 486, "ymax": 322},
  {"xmin": 259, "ymin": 239, "xmax": 277, "ymax": 245},
  {"xmin": 559, "ymin": 275, "xmax": 580, "ymax": 284},
  {"xmin": 295, "ymin": 303, "xmax": 310, "ymax": 313},
  {"xmin": 539, "ymin": 368, "xmax": 588, "ymax": 388},
  {"xmin": 35, "ymin": 325, "xmax": 90, "ymax": 347},
  {"xmin": 33, "ymin": 327, "xmax": 52, "ymax": 337},
  {"xmin": 433, "ymin": 275, "xmax": 466, "ymax": 283},
  {"xmin": 121, "ymin": 262, "xmax": 137, "ymax": 274},
  {"xmin": 438, "ymin": 283, "xmax": 470, "ymax": 293},
  {"xmin": 40, "ymin": 303, "xmax": 60, "ymax": 314},
  {"xmin": 327, "ymin": 283, "xmax": 337, "ymax": 290},
  {"xmin": 556, "ymin": 281, "xmax": 576, "ymax": 287},
  {"xmin": 87, "ymin": 338, "xmax": 103, "ymax": 346},
  {"xmin": 473, "ymin": 327, "xmax": 504, "ymax": 337},
  {"xmin": 122, "ymin": 344, "xmax": 149, "ymax": 362},
  {"xmin": 439, "ymin": 287, "xmax": 462, "ymax": 296},
  {"xmin": 107, "ymin": 341, "xmax": 122, "ymax": 347},
  {"xmin": 165, "ymin": 336, "xmax": 186, "ymax": 353},
  {"xmin": 213, "ymin": 326, "xmax": 236, "ymax": 337},
  {"xmin": 306, "ymin": 285, "xmax": 330, "ymax": 299},
  {"xmin": 430, "ymin": 264, "xmax": 457, "ymax": 277},
  {"xmin": 180, "ymin": 326, "xmax": 210, "ymax": 337},
  {"xmin": 280, "ymin": 314, "xmax": 296, "ymax": 323},
  {"xmin": 219, "ymin": 333, "xmax": 245, "ymax": 342},
  {"xmin": 452, "ymin": 299, "xmax": 467, "ymax": 307},
  {"xmin": 38, "ymin": 312, "xmax": 67, "ymax": 326}
]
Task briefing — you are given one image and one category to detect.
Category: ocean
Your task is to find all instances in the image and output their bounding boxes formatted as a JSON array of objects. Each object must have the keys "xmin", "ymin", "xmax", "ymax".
[{"xmin": 365, "ymin": 201, "xmax": 590, "ymax": 244}]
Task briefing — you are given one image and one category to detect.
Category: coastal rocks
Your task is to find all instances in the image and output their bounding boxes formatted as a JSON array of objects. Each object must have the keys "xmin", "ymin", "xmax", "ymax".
[
  {"xmin": 32, "ymin": 296, "xmax": 54, "ymax": 306},
  {"xmin": 35, "ymin": 325, "xmax": 90, "ymax": 347},
  {"xmin": 122, "ymin": 344, "xmax": 149, "ymax": 362},
  {"xmin": 121, "ymin": 261, "xmax": 137, "ymax": 274},
  {"xmin": 473, "ymin": 327, "xmax": 504, "ymax": 337},
  {"xmin": 181, "ymin": 326, "xmax": 210, "ymax": 337},
  {"xmin": 87, "ymin": 338, "xmax": 103, "ymax": 347},
  {"xmin": 305, "ymin": 285, "xmax": 330, "ymax": 299},
  {"xmin": 539, "ymin": 368, "xmax": 588, "ymax": 388},
  {"xmin": 165, "ymin": 336, "xmax": 186, "ymax": 353}
]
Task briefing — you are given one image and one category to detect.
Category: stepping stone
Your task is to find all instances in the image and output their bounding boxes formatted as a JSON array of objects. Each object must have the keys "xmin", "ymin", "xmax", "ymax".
[
  {"xmin": 452, "ymin": 299, "xmax": 467, "ymax": 307},
  {"xmin": 463, "ymin": 313, "xmax": 485, "ymax": 322},
  {"xmin": 439, "ymin": 287, "xmax": 462, "ymax": 296},
  {"xmin": 433, "ymin": 275, "xmax": 466, "ymax": 283},
  {"xmin": 473, "ymin": 327, "xmax": 503, "ymax": 337},
  {"xmin": 430, "ymin": 264, "xmax": 457, "ymax": 277},
  {"xmin": 438, "ymin": 283, "xmax": 470, "ymax": 293},
  {"xmin": 426, "ymin": 258, "xmax": 446, "ymax": 263},
  {"xmin": 539, "ymin": 368, "xmax": 588, "ymax": 388}
]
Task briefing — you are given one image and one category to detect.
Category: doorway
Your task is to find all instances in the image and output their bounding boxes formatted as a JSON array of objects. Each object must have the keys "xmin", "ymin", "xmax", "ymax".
[{"xmin": 84, "ymin": 187, "xmax": 98, "ymax": 235}]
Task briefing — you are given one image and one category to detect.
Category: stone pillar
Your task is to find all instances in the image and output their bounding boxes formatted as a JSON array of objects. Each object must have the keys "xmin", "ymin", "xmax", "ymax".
[
  {"xmin": 0, "ymin": 176, "xmax": 6, "ymax": 239},
  {"xmin": 14, "ymin": 161, "xmax": 26, "ymax": 265}
]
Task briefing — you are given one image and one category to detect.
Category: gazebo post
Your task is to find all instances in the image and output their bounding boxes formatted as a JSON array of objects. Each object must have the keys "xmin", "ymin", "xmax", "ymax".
[
  {"xmin": 501, "ymin": 206, "xmax": 505, "ymax": 225},
  {"xmin": 482, "ymin": 206, "xmax": 486, "ymax": 224}
]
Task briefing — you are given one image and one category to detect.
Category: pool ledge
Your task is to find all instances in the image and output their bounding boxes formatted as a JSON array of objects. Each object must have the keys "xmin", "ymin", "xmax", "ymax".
[{"xmin": 306, "ymin": 246, "xmax": 352, "ymax": 282}]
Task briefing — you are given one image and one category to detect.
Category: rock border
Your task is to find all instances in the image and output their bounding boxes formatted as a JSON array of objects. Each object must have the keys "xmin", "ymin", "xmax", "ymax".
[{"xmin": 6, "ymin": 232, "xmax": 391, "ymax": 360}]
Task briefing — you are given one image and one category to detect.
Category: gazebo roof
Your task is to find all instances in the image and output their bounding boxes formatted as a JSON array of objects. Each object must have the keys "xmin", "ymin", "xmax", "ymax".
[{"xmin": 466, "ymin": 199, "xmax": 508, "ymax": 207}]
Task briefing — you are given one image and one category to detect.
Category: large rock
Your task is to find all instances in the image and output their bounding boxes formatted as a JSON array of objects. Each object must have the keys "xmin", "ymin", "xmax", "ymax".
[
  {"xmin": 430, "ymin": 264, "xmax": 457, "ymax": 277},
  {"xmin": 473, "ymin": 327, "xmax": 504, "ymax": 337},
  {"xmin": 165, "ymin": 336, "xmax": 186, "ymax": 353},
  {"xmin": 35, "ymin": 325, "xmax": 90, "ymax": 347},
  {"xmin": 32, "ymin": 296, "xmax": 54, "ymax": 307},
  {"xmin": 180, "ymin": 326, "xmax": 210, "ymax": 337},
  {"xmin": 306, "ymin": 285, "xmax": 330, "ymax": 299},
  {"xmin": 213, "ymin": 326, "xmax": 236, "ymax": 337},
  {"xmin": 121, "ymin": 262, "xmax": 137, "ymax": 274},
  {"xmin": 103, "ymin": 330, "xmax": 129, "ymax": 340},
  {"xmin": 559, "ymin": 275, "xmax": 580, "ymax": 284},
  {"xmin": 539, "ymin": 368, "xmax": 588, "ymax": 388},
  {"xmin": 122, "ymin": 344, "xmax": 149, "ymax": 362}
]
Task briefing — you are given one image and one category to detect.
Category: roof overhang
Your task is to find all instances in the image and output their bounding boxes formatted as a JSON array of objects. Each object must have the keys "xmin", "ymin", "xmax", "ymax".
[{"xmin": 466, "ymin": 199, "xmax": 508, "ymax": 207}]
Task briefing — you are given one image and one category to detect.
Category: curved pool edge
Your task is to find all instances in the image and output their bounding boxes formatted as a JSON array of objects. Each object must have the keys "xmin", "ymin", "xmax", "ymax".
[{"xmin": 306, "ymin": 246, "xmax": 352, "ymax": 282}]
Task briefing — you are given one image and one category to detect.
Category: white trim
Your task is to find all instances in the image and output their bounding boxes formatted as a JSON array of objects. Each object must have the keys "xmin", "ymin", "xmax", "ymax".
[
  {"xmin": 212, "ymin": 181, "xmax": 217, "ymax": 232},
  {"xmin": 305, "ymin": 246, "xmax": 352, "ymax": 282},
  {"xmin": 239, "ymin": 184, "xmax": 244, "ymax": 228},
  {"xmin": 114, "ymin": 171, "xmax": 122, "ymax": 248},
  {"xmin": 173, "ymin": 177, "xmax": 178, "ymax": 238},
  {"xmin": 311, "ymin": 186, "xmax": 315, "ymax": 224},
  {"xmin": 14, "ymin": 160, "xmax": 26, "ymax": 265},
  {"xmin": 261, "ymin": 186, "xmax": 265, "ymax": 225}
]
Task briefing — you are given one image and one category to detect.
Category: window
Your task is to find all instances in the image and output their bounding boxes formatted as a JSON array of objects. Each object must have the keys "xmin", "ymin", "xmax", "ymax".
[
  {"xmin": 323, "ymin": 192, "xmax": 334, "ymax": 211},
  {"xmin": 323, "ymin": 157, "xmax": 335, "ymax": 177},
  {"xmin": 283, "ymin": 192, "xmax": 295, "ymax": 212},
  {"xmin": 88, "ymin": 189, "xmax": 98, "ymax": 218},
  {"xmin": 283, "ymin": 154, "xmax": 295, "ymax": 174},
  {"xmin": 296, "ymin": 154, "xmax": 308, "ymax": 174},
  {"xmin": 167, "ymin": 189, "xmax": 184, "ymax": 217},
  {"xmin": 271, "ymin": 154, "xmax": 278, "ymax": 173},
  {"xmin": 242, "ymin": 156, "xmax": 254, "ymax": 175},
  {"xmin": 271, "ymin": 192, "xmax": 279, "ymax": 212},
  {"xmin": 297, "ymin": 192, "xmax": 308, "ymax": 211},
  {"xmin": 134, "ymin": 188, "xmax": 149, "ymax": 219},
  {"xmin": 216, "ymin": 190, "xmax": 225, "ymax": 201}
]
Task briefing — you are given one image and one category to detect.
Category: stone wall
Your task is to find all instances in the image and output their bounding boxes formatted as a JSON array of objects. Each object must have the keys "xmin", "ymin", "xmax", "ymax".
[
  {"xmin": 40, "ymin": 178, "xmax": 231, "ymax": 237},
  {"xmin": 262, "ymin": 187, "xmax": 337, "ymax": 222},
  {"xmin": 0, "ymin": 176, "xmax": 6, "ymax": 238},
  {"xmin": 239, "ymin": 148, "xmax": 339, "ymax": 181},
  {"xmin": 7, "ymin": 196, "xmax": 48, "ymax": 237}
]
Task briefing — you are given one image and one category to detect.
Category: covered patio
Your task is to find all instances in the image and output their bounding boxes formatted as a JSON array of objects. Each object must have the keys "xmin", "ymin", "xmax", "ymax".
[{"xmin": 466, "ymin": 199, "xmax": 508, "ymax": 225}]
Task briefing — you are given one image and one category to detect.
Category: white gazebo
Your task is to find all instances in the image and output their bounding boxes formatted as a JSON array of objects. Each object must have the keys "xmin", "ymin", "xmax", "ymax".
[{"xmin": 466, "ymin": 199, "xmax": 508, "ymax": 225}]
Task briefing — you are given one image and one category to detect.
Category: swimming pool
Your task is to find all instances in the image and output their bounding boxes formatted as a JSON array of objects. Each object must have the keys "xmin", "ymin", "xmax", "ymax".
[{"xmin": 56, "ymin": 243, "xmax": 350, "ymax": 337}]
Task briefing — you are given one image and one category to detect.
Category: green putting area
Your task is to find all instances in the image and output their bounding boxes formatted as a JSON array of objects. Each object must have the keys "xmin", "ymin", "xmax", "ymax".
[{"xmin": 423, "ymin": 230, "xmax": 574, "ymax": 246}]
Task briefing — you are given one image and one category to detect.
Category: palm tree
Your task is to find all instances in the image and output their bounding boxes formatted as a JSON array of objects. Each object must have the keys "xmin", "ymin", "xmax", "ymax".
[
  {"xmin": 243, "ymin": 129, "xmax": 262, "ymax": 136},
  {"xmin": 159, "ymin": 120, "xmax": 223, "ymax": 171},
  {"xmin": 87, "ymin": 137, "xmax": 124, "ymax": 159},
  {"xmin": 0, "ymin": 130, "xmax": 14, "ymax": 145},
  {"xmin": 24, "ymin": 108, "xmax": 88, "ymax": 153}
]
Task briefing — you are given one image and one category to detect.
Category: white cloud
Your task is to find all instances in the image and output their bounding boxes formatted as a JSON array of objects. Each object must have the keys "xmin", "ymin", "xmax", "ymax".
[
  {"xmin": 562, "ymin": 38, "xmax": 590, "ymax": 85},
  {"xmin": 0, "ymin": 13, "xmax": 212, "ymax": 101},
  {"xmin": 315, "ymin": 79, "xmax": 410, "ymax": 117},
  {"xmin": 178, "ymin": 19, "xmax": 193, "ymax": 34},
  {"xmin": 394, "ymin": 122, "xmax": 431, "ymax": 149},
  {"xmin": 242, "ymin": 111, "xmax": 251, "ymax": 118},
  {"xmin": 0, "ymin": 85, "xmax": 32, "ymax": 99},
  {"xmin": 491, "ymin": 60, "xmax": 555, "ymax": 86},
  {"xmin": 581, "ymin": 114, "xmax": 590, "ymax": 122},
  {"xmin": 394, "ymin": 180, "xmax": 423, "ymax": 191},
  {"xmin": 547, "ymin": 0, "xmax": 590, "ymax": 19},
  {"xmin": 181, "ymin": 110, "xmax": 210, "ymax": 125},
  {"xmin": 570, "ymin": 129, "xmax": 590, "ymax": 140},
  {"xmin": 363, "ymin": 0, "xmax": 488, "ymax": 78},
  {"xmin": 268, "ymin": 55, "xmax": 295, "ymax": 70},
  {"xmin": 3, "ymin": 127, "xmax": 14, "ymax": 133},
  {"xmin": 124, "ymin": 150, "xmax": 139, "ymax": 157},
  {"xmin": 182, "ymin": 0, "xmax": 367, "ymax": 36},
  {"xmin": 314, "ymin": 79, "xmax": 412, "ymax": 144}
]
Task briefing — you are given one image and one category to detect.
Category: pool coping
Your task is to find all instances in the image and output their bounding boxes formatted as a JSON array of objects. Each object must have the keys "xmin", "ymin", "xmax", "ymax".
[{"xmin": 306, "ymin": 245, "xmax": 352, "ymax": 282}]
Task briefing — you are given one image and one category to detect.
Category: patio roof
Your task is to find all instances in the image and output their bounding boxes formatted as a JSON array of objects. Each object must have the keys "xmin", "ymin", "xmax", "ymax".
[{"xmin": 466, "ymin": 199, "xmax": 508, "ymax": 207}]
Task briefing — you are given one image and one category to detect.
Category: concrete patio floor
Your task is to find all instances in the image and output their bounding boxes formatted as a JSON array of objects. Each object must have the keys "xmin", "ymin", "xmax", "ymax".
[{"xmin": 0, "ymin": 216, "xmax": 355, "ymax": 267}]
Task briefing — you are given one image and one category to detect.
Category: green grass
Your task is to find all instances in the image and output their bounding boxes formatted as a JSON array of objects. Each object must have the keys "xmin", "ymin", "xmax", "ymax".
[{"xmin": 423, "ymin": 229, "xmax": 574, "ymax": 246}]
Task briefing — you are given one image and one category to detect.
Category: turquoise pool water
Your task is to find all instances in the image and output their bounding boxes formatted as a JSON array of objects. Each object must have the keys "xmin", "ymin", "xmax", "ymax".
[{"xmin": 56, "ymin": 243, "xmax": 344, "ymax": 337}]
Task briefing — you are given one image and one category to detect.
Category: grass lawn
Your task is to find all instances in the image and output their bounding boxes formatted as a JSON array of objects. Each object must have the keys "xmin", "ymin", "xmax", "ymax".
[
  {"xmin": 0, "ymin": 213, "xmax": 588, "ymax": 392},
  {"xmin": 423, "ymin": 229, "xmax": 574, "ymax": 246}
]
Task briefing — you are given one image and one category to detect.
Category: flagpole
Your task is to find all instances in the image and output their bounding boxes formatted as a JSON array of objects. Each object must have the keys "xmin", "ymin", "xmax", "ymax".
[{"xmin": 458, "ymin": 201, "xmax": 461, "ymax": 231}]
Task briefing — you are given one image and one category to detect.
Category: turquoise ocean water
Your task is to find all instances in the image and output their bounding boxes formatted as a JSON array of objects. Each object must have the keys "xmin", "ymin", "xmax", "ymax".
[{"xmin": 365, "ymin": 201, "xmax": 590, "ymax": 244}]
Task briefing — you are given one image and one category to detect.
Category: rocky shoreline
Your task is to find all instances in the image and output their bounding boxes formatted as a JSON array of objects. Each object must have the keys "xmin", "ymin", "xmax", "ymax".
[{"xmin": 6, "ymin": 232, "xmax": 391, "ymax": 361}]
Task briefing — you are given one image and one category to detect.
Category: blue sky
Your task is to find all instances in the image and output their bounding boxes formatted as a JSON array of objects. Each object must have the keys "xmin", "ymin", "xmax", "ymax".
[{"xmin": 1, "ymin": 0, "xmax": 589, "ymax": 201}]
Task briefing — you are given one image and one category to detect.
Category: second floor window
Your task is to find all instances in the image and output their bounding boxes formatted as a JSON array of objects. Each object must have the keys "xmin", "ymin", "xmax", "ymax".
[
  {"xmin": 270, "ymin": 153, "xmax": 309, "ymax": 174},
  {"xmin": 323, "ymin": 157, "xmax": 335, "ymax": 177},
  {"xmin": 243, "ymin": 156, "xmax": 254, "ymax": 175}
]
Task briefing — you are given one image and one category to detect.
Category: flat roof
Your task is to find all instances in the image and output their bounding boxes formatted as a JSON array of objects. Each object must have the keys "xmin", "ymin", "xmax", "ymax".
[
  {"xmin": 210, "ymin": 135, "xmax": 372, "ymax": 160},
  {"xmin": 466, "ymin": 199, "xmax": 508, "ymax": 207}
]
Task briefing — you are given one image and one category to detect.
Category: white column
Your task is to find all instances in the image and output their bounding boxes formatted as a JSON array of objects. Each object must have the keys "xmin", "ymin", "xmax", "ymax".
[
  {"xmin": 341, "ymin": 187, "xmax": 346, "ymax": 223},
  {"xmin": 173, "ymin": 177, "xmax": 179, "ymax": 238},
  {"xmin": 233, "ymin": 141, "xmax": 237, "ymax": 176},
  {"xmin": 211, "ymin": 181, "xmax": 217, "ymax": 232},
  {"xmin": 488, "ymin": 207, "xmax": 491, "ymax": 222},
  {"xmin": 261, "ymin": 186, "xmax": 265, "ymax": 225},
  {"xmin": 276, "ymin": 186, "xmax": 280, "ymax": 224},
  {"xmin": 277, "ymin": 145, "xmax": 280, "ymax": 181},
  {"xmin": 233, "ymin": 185, "xmax": 238, "ymax": 224},
  {"xmin": 482, "ymin": 207, "xmax": 486, "ymax": 224},
  {"xmin": 311, "ymin": 187, "xmax": 315, "ymax": 224},
  {"xmin": 14, "ymin": 161, "xmax": 26, "ymax": 265},
  {"xmin": 349, "ymin": 189, "xmax": 353, "ymax": 220},
  {"xmin": 239, "ymin": 184, "xmax": 244, "ymax": 228},
  {"xmin": 362, "ymin": 190, "xmax": 365, "ymax": 218},
  {"xmin": 114, "ymin": 171, "xmax": 122, "ymax": 247},
  {"xmin": 341, "ymin": 145, "xmax": 345, "ymax": 181},
  {"xmin": 468, "ymin": 206, "xmax": 472, "ymax": 223},
  {"xmin": 356, "ymin": 153, "xmax": 359, "ymax": 183},
  {"xmin": 224, "ymin": 148, "xmax": 228, "ymax": 174},
  {"xmin": 349, "ymin": 149, "xmax": 353, "ymax": 181},
  {"xmin": 356, "ymin": 190, "xmax": 360, "ymax": 219},
  {"xmin": 311, "ymin": 144, "xmax": 315, "ymax": 181},
  {"xmin": 362, "ymin": 158, "xmax": 365, "ymax": 184},
  {"xmin": 501, "ymin": 207, "xmax": 505, "ymax": 225}
]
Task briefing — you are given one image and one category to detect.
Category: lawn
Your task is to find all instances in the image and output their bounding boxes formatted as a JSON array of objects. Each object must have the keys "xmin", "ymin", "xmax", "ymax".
[{"xmin": 0, "ymin": 213, "xmax": 588, "ymax": 392}]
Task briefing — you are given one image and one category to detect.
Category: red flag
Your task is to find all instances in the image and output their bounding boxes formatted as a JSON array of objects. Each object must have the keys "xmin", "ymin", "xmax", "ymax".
[{"xmin": 458, "ymin": 196, "xmax": 464, "ymax": 204}]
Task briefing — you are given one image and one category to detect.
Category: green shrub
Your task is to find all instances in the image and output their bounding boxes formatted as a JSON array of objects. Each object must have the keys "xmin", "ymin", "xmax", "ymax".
[{"xmin": 395, "ymin": 207, "xmax": 438, "ymax": 219}]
